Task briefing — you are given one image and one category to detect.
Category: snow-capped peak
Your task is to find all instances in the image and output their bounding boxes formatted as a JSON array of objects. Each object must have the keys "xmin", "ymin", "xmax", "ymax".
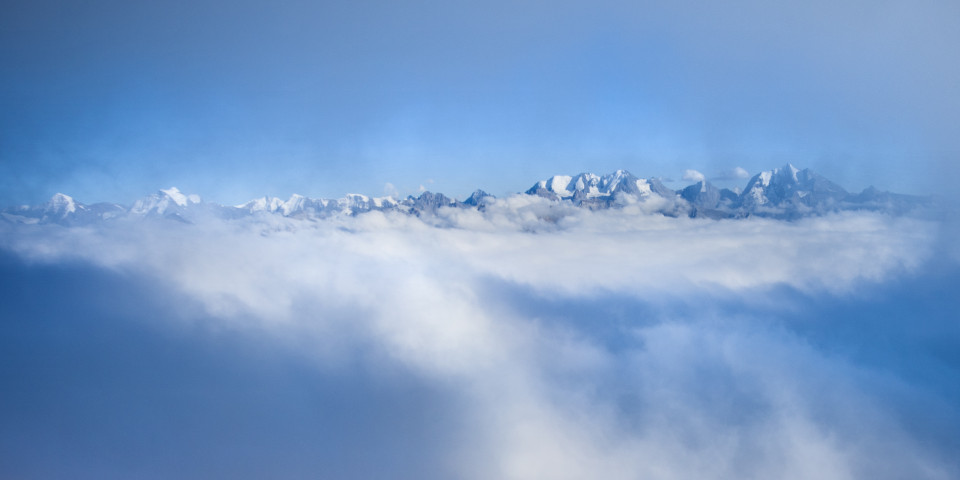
[
  {"xmin": 131, "ymin": 187, "xmax": 202, "ymax": 215},
  {"xmin": 159, "ymin": 187, "xmax": 200, "ymax": 207},
  {"xmin": 344, "ymin": 193, "xmax": 370, "ymax": 202},
  {"xmin": 740, "ymin": 164, "xmax": 848, "ymax": 209},
  {"xmin": 540, "ymin": 175, "xmax": 574, "ymax": 196},
  {"xmin": 529, "ymin": 171, "xmax": 641, "ymax": 199},
  {"xmin": 238, "ymin": 196, "xmax": 285, "ymax": 213},
  {"xmin": 784, "ymin": 163, "xmax": 799, "ymax": 182},
  {"xmin": 47, "ymin": 193, "xmax": 77, "ymax": 214},
  {"xmin": 757, "ymin": 171, "xmax": 773, "ymax": 187},
  {"xmin": 525, "ymin": 169, "xmax": 674, "ymax": 209},
  {"xmin": 599, "ymin": 170, "xmax": 631, "ymax": 191},
  {"xmin": 281, "ymin": 194, "xmax": 310, "ymax": 216}
]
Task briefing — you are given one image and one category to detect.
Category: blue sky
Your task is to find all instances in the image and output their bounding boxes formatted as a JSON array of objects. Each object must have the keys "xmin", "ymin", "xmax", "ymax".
[{"xmin": 2, "ymin": 0, "xmax": 959, "ymax": 205}]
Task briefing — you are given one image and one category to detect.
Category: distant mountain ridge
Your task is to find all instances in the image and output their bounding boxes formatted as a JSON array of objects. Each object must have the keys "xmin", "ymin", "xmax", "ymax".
[
  {"xmin": 525, "ymin": 170, "xmax": 676, "ymax": 208},
  {"xmin": 1, "ymin": 164, "xmax": 931, "ymax": 226}
]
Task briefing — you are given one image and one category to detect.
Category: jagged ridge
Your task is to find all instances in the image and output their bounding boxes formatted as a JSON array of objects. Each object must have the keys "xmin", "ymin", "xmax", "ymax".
[{"xmin": 0, "ymin": 164, "xmax": 931, "ymax": 226}]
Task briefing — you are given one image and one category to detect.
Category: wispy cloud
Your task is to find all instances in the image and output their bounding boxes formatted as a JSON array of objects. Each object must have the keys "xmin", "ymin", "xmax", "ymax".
[
  {"xmin": 682, "ymin": 169, "xmax": 706, "ymax": 182},
  {"xmin": 714, "ymin": 166, "xmax": 751, "ymax": 180}
]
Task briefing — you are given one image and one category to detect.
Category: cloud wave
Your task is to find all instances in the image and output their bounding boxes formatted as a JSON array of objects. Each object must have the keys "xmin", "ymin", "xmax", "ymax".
[{"xmin": 0, "ymin": 207, "xmax": 955, "ymax": 479}]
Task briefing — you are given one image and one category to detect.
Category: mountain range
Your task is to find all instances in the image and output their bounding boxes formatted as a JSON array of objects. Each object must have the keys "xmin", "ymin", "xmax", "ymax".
[{"xmin": 1, "ymin": 164, "xmax": 931, "ymax": 226}]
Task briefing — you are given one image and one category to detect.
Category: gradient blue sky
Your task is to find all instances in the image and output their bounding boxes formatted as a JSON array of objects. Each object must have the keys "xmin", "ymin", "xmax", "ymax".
[{"xmin": 2, "ymin": 0, "xmax": 958, "ymax": 205}]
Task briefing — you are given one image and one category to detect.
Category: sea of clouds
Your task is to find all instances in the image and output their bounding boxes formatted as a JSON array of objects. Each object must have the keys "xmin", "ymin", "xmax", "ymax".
[{"xmin": 1, "ymin": 199, "xmax": 958, "ymax": 479}]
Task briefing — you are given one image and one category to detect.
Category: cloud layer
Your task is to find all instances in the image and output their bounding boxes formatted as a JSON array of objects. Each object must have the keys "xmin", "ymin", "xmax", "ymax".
[{"xmin": 1, "ymin": 207, "xmax": 956, "ymax": 479}]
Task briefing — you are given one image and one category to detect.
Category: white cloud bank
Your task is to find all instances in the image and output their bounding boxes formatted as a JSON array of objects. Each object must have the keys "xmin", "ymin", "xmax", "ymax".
[{"xmin": 0, "ymin": 205, "xmax": 954, "ymax": 479}]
